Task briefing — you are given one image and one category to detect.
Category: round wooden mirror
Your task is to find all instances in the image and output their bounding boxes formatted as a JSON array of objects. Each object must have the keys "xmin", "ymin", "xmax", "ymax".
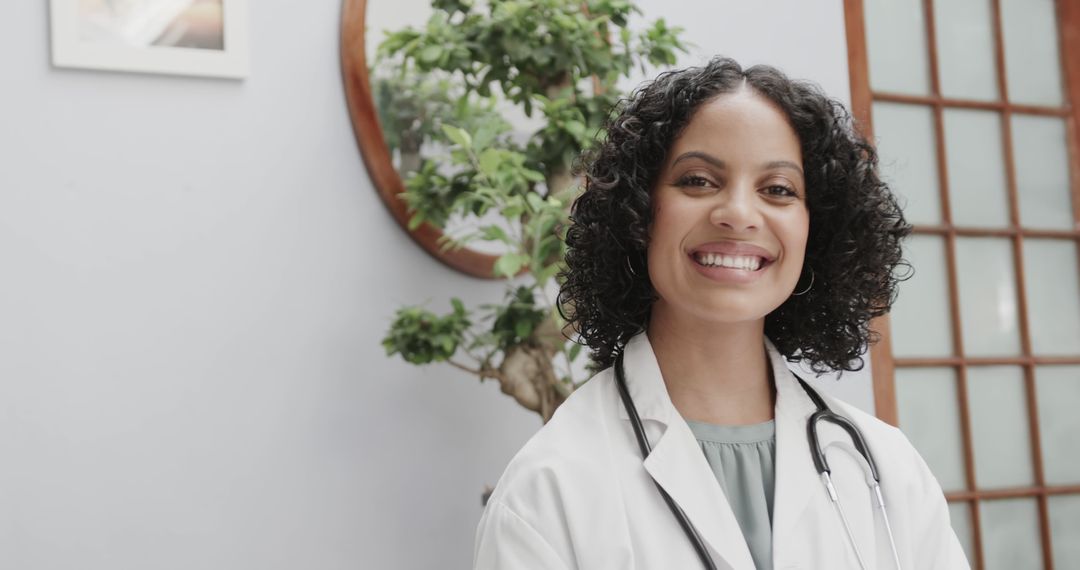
[{"xmin": 340, "ymin": 0, "xmax": 503, "ymax": 278}]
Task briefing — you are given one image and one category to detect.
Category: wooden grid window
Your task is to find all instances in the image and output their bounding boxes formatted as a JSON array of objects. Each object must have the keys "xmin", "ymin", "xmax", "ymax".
[{"xmin": 845, "ymin": 0, "xmax": 1080, "ymax": 568}]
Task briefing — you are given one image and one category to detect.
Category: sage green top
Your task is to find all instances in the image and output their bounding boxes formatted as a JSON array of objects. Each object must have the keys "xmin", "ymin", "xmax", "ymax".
[{"xmin": 685, "ymin": 418, "xmax": 777, "ymax": 570}]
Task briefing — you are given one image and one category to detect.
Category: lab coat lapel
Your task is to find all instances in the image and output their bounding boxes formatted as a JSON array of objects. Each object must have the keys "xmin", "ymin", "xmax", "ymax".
[
  {"xmin": 642, "ymin": 419, "xmax": 757, "ymax": 569},
  {"xmin": 617, "ymin": 335, "xmax": 757, "ymax": 570}
]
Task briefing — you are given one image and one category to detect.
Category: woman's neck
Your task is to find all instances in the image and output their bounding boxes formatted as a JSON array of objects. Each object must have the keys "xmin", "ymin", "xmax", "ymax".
[{"xmin": 646, "ymin": 308, "xmax": 776, "ymax": 426}]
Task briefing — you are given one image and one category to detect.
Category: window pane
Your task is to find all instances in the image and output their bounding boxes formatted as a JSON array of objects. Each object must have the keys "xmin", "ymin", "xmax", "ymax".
[
  {"xmin": 1049, "ymin": 494, "xmax": 1080, "ymax": 569},
  {"xmin": 1012, "ymin": 115, "xmax": 1074, "ymax": 230},
  {"xmin": 943, "ymin": 109, "xmax": 1009, "ymax": 227},
  {"xmin": 948, "ymin": 501, "xmax": 976, "ymax": 564},
  {"xmin": 864, "ymin": 0, "xmax": 931, "ymax": 95},
  {"xmin": 896, "ymin": 368, "xmax": 967, "ymax": 491},
  {"xmin": 954, "ymin": 238, "xmax": 1021, "ymax": 356},
  {"xmin": 873, "ymin": 102, "xmax": 941, "ymax": 225},
  {"xmin": 1001, "ymin": 0, "xmax": 1064, "ymax": 106},
  {"xmin": 892, "ymin": 235, "xmax": 953, "ymax": 357},
  {"xmin": 981, "ymin": 498, "xmax": 1044, "ymax": 570},
  {"xmin": 934, "ymin": 0, "xmax": 999, "ymax": 100},
  {"xmin": 1023, "ymin": 239, "xmax": 1080, "ymax": 355},
  {"xmin": 968, "ymin": 366, "xmax": 1033, "ymax": 488},
  {"xmin": 1036, "ymin": 366, "xmax": 1080, "ymax": 485}
]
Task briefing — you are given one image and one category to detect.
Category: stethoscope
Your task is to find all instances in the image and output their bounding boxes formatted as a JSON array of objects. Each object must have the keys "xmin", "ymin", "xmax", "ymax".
[{"xmin": 613, "ymin": 352, "xmax": 903, "ymax": 570}]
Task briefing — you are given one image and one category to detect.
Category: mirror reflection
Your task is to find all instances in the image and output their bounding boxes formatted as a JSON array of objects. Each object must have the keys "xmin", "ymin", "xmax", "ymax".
[{"xmin": 362, "ymin": 0, "xmax": 684, "ymax": 257}]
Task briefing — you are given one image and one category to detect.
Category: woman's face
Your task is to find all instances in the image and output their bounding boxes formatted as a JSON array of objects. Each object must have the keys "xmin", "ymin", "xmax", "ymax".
[{"xmin": 647, "ymin": 88, "xmax": 809, "ymax": 327}]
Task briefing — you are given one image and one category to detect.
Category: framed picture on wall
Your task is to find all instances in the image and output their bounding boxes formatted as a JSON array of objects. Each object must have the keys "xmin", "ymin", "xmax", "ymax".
[{"xmin": 49, "ymin": 0, "xmax": 249, "ymax": 79}]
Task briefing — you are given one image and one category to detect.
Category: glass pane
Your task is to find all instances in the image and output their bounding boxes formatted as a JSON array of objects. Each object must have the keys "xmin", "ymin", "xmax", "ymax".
[
  {"xmin": 896, "ymin": 368, "xmax": 967, "ymax": 491},
  {"xmin": 892, "ymin": 236, "xmax": 953, "ymax": 357},
  {"xmin": 1012, "ymin": 115, "xmax": 1074, "ymax": 230},
  {"xmin": 954, "ymin": 238, "xmax": 1021, "ymax": 356},
  {"xmin": 943, "ymin": 109, "xmax": 1009, "ymax": 227},
  {"xmin": 934, "ymin": 0, "xmax": 999, "ymax": 100},
  {"xmin": 980, "ymin": 498, "xmax": 1044, "ymax": 570},
  {"xmin": 968, "ymin": 366, "xmax": 1033, "ymax": 488},
  {"xmin": 1036, "ymin": 366, "xmax": 1080, "ymax": 485},
  {"xmin": 948, "ymin": 502, "xmax": 976, "ymax": 564},
  {"xmin": 1001, "ymin": 0, "xmax": 1064, "ymax": 106},
  {"xmin": 1023, "ymin": 239, "xmax": 1080, "ymax": 355},
  {"xmin": 873, "ymin": 102, "xmax": 941, "ymax": 224},
  {"xmin": 1049, "ymin": 494, "xmax": 1080, "ymax": 569},
  {"xmin": 864, "ymin": 0, "xmax": 931, "ymax": 95}
]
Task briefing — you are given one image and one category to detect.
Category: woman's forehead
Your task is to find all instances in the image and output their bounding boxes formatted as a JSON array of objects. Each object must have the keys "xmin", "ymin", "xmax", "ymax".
[{"xmin": 667, "ymin": 91, "xmax": 801, "ymax": 167}]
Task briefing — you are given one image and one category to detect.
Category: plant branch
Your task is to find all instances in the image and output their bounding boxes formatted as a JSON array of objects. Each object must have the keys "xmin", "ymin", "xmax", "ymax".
[{"xmin": 448, "ymin": 358, "xmax": 505, "ymax": 382}]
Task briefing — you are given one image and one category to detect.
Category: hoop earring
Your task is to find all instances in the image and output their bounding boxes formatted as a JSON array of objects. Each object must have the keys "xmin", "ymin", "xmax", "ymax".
[
  {"xmin": 793, "ymin": 267, "xmax": 815, "ymax": 296},
  {"xmin": 625, "ymin": 255, "xmax": 638, "ymax": 277}
]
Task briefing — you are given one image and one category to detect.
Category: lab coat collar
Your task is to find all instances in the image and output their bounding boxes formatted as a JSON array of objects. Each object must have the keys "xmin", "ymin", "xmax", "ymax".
[
  {"xmin": 614, "ymin": 333, "xmax": 675, "ymax": 424},
  {"xmin": 614, "ymin": 333, "xmax": 819, "ymax": 569}
]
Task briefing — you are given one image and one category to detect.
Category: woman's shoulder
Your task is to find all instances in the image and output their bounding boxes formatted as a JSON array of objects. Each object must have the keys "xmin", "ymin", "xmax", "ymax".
[
  {"xmin": 824, "ymin": 394, "xmax": 940, "ymax": 489},
  {"xmin": 486, "ymin": 367, "xmax": 622, "ymax": 511},
  {"xmin": 825, "ymin": 395, "xmax": 904, "ymax": 440},
  {"xmin": 476, "ymin": 369, "xmax": 632, "ymax": 568}
]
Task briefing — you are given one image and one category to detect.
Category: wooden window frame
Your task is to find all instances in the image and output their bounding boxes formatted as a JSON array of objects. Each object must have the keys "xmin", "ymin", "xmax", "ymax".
[{"xmin": 845, "ymin": 0, "xmax": 1080, "ymax": 568}]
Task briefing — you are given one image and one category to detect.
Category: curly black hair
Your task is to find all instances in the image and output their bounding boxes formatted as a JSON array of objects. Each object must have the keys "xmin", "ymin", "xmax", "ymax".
[{"xmin": 558, "ymin": 57, "xmax": 911, "ymax": 373}]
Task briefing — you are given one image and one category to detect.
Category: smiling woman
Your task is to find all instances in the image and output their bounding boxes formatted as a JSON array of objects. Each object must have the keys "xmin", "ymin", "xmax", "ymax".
[
  {"xmin": 560, "ymin": 60, "xmax": 913, "ymax": 375},
  {"xmin": 475, "ymin": 58, "xmax": 971, "ymax": 570}
]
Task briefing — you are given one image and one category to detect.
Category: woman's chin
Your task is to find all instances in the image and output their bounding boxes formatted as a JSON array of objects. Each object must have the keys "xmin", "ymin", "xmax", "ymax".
[{"xmin": 655, "ymin": 297, "xmax": 776, "ymax": 328}]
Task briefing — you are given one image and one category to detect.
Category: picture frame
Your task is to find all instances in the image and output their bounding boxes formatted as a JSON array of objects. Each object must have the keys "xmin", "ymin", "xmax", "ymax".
[{"xmin": 49, "ymin": 0, "xmax": 249, "ymax": 79}]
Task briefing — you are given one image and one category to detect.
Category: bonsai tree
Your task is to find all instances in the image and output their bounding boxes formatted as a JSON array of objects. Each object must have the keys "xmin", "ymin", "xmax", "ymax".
[{"xmin": 379, "ymin": 0, "xmax": 686, "ymax": 423}]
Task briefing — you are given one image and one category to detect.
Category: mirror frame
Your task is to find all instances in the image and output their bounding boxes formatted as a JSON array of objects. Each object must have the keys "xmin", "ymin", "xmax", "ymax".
[{"xmin": 340, "ymin": 0, "xmax": 501, "ymax": 278}]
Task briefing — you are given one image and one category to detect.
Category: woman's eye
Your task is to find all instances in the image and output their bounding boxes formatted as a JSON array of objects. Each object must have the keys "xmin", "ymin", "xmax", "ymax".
[
  {"xmin": 676, "ymin": 175, "xmax": 714, "ymax": 188},
  {"xmin": 764, "ymin": 185, "xmax": 798, "ymax": 198}
]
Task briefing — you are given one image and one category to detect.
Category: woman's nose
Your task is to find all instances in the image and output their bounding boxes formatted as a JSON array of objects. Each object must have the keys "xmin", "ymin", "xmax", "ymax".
[{"xmin": 708, "ymin": 186, "xmax": 760, "ymax": 232}]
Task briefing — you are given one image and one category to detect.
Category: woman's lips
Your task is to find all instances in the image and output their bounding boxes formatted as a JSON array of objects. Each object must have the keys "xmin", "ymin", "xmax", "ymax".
[
  {"xmin": 688, "ymin": 252, "xmax": 774, "ymax": 284},
  {"xmin": 690, "ymin": 240, "xmax": 776, "ymax": 261}
]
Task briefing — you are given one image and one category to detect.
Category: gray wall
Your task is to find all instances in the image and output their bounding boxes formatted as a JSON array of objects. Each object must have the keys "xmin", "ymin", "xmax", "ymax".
[{"xmin": 0, "ymin": 1, "xmax": 857, "ymax": 568}]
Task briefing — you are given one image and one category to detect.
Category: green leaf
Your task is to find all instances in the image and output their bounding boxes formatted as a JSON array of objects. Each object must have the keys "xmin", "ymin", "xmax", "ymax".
[
  {"xmin": 522, "ymin": 168, "xmax": 546, "ymax": 183},
  {"xmin": 407, "ymin": 212, "xmax": 425, "ymax": 231},
  {"xmin": 481, "ymin": 224, "xmax": 511, "ymax": 243},
  {"xmin": 478, "ymin": 148, "xmax": 502, "ymax": 175},
  {"xmin": 440, "ymin": 124, "xmax": 472, "ymax": 148},
  {"xmin": 564, "ymin": 120, "xmax": 587, "ymax": 141},
  {"xmin": 525, "ymin": 192, "xmax": 545, "ymax": 212},
  {"xmin": 514, "ymin": 319, "xmax": 533, "ymax": 339},
  {"xmin": 501, "ymin": 195, "xmax": 526, "ymax": 219},
  {"xmin": 419, "ymin": 44, "xmax": 442, "ymax": 64},
  {"xmin": 536, "ymin": 262, "xmax": 561, "ymax": 285},
  {"xmin": 502, "ymin": 203, "xmax": 525, "ymax": 219},
  {"xmin": 493, "ymin": 252, "xmax": 529, "ymax": 278},
  {"xmin": 536, "ymin": 234, "xmax": 563, "ymax": 260}
]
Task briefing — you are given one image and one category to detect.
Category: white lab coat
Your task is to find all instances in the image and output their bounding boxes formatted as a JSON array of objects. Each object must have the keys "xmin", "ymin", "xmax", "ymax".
[{"xmin": 474, "ymin": 334, "xmax": 970, "ymax": 569}]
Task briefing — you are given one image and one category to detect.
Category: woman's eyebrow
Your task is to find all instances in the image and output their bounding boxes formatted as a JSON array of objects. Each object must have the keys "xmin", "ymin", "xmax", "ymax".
[
  {"xmin": 671, "ymin": 153, "xmax": 803, "ymax": 178},
  {"xmin": 765, "ymin": 160, "xmax": 804, "ymax": 176},
  {"xmin": 671, "ymin": 151, "xmax": 725, "ymax": 169}
]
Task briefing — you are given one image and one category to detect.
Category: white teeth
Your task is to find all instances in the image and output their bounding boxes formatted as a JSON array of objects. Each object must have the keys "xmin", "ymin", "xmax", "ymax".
[{"xmin": 694, "ymin": 253, "xmax": 763, "ymax": 271}]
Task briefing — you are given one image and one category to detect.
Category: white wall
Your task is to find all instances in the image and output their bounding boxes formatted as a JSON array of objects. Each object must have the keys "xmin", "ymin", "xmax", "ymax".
[{"xmin": 0, "ymin": 1, "xmax": 859, "ymax": 569}]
